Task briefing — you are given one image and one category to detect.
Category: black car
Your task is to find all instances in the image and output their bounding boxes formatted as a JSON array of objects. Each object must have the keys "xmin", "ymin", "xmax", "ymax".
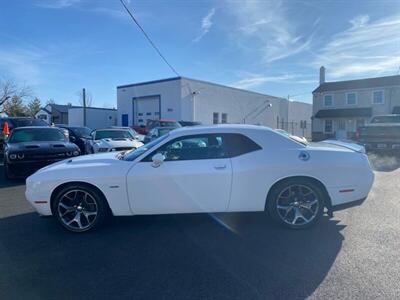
[
  {"xmin": 1, "ymin": 117, "xmax": 48, "ymax": 154},
  {"xmin": 57, "ymin": 125, "xmax": 92, "ymax": 154},
  {"xmin": 178, "ymin": 121, "xmax": 202, "ymax": 127},
  {"xmin": 3, "ymin": 126, "xmax": 80, "ymax": 179}
]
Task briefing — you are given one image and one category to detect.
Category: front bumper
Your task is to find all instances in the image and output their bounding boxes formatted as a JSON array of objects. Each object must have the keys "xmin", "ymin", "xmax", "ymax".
[
  {"xmin": 7, "ymin": 158, "xmax": 66, "ymax": 177},
  {"xmin": 25, "ymin": 177, "xmax": 53, "ymax": 216}
]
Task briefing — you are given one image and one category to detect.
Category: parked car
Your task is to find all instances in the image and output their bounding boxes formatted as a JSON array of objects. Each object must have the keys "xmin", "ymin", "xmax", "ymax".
[
  {"xmin": 131, "ymin": 125, "xmax": 147, "ymax": 135},
  {"xmin": 88, "ymin": 128, "xmax": 143, "ymax": 153},
  {"xmin": 111, "ymin": 126, "xmax": 145, "ymax": 142},
  {"xmin": 357, "ymin": 114, "xmax": 400, "ymax": 153},
  {"xmin": 4, "ymin": 126, "xmax": 80, "ymax": 179},
  {"xmin": 178, "ymin": 121, "xmax": 202, "ymax": 127},
  {"xmin": 143, "ymin": 126, "xmax": 177, "ymax": 144},
  {"xmin": 1, "ymin": 117, "xmax": 48, "ymax": 154},
  {"xmin": 146, "ymin": 119, "xmax": 181, "ymax": 131},
  {"xmin": 26, "ymin": 124, "xmax": 374, "ymax": 233},
  {"xmin": 57, "ymin": 126, "xmax": 92, "ymax": 154}
]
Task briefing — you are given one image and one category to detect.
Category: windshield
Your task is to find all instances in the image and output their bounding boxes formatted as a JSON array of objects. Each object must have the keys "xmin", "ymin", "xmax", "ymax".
[
  {"xmin": 95, "ymin": 130, "xmax": 133, "ymax": 140},
  {"xmin": 9, "ymin": 128, "xmax": 67, "ymax": 143},
  {"xmin": 70, "ymin": 127, "xmax": 92, "ymax": 137},
  {"xmin": 370, "ymin": 115, "xmax": 400, "ymax": 124},
  {"xmin": 123, "ymin": 134, "xmax": 169, "ymax": 161}
]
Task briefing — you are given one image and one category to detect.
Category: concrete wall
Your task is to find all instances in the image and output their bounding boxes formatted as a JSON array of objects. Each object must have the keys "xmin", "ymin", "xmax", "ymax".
[
  {"xmin": 181, "ymin": 78, "xmax": 288, "ymax": 127},
  {"xmin": 116, "ymin": 77, "xmax": 312, "ymax": 134},
  {"xmin": 68, "ymin": 108, "xmax": 117, "ymax": 129},
  {"xmin": 117, "ymin": 79, "xmax": 181, "ymax": 126},
  {"xmin": 288, "ymin": 101, "xmax": 312, "ymax": 138}
]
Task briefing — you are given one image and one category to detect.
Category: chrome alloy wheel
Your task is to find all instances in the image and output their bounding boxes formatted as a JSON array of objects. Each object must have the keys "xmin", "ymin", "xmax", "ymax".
[
  {"xmin": 276, "ymin": 184, "xmax": 319, "ymax": 226},
  {"xmin": 57, "ymin": 189, "xmax": 98, "ymax": 231}
]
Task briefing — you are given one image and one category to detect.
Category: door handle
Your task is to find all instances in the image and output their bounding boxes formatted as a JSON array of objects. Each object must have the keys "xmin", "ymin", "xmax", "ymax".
[{"xmin": 214, "ymin": 164, "xmax": 226, "ymax": 170}]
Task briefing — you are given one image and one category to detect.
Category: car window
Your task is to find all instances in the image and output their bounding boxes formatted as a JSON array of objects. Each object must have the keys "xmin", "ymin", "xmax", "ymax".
[
  {"xmin": 143, "ymin": 134, "xmax": 226, "ymax": 162},
  {"xmin": 370, "ymin": 115, "xmax": 400, "ymax": 123},
  {"xmin": 70, "ymin": 127, "xmax": 92, "ymax": 137},
  {"xmin": 123, "ymin": 134, "xmax": 169, "ymax": 161},
  {"xmin": 8, "ymin": 128, "xmax": 67, "ymax": 143},
  {"xmin": 223, "ymin": 133, "xmax": 262, "ymax": 157}
]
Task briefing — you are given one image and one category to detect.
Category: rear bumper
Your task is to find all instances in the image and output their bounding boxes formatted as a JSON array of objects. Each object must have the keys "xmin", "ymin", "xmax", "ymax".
[{"xmin": 331, "ymin": 197, "xmax": 367, "ymax": 212}]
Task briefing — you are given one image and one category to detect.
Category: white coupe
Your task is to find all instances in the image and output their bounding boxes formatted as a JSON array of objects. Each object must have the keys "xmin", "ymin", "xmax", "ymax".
[
  {"xmin": 88, "ymin": 128, "xmax": 143, "ymax": 153},
  {"xmin": 25, "ymin": 125, "xmax": 374, "ymax": 233}
]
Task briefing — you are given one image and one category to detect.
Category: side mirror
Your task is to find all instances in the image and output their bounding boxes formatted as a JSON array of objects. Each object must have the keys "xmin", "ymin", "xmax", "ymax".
[{"xmin": 151, "ymin": 153, "xmax": 165, "ymax": 168}]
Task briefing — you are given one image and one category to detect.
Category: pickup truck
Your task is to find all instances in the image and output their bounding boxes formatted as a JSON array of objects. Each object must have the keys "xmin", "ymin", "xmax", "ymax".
[{"xmin": 358, "ymin": 114, "xmax": 400, "ymax": 152}]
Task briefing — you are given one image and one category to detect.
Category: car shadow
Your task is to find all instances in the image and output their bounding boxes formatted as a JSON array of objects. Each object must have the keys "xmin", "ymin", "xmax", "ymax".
[
  {"xmin": 0, "ymin": 212, "xmax": 345, "ymax": 300},
  {"xmin": 368, "ymin": 153, "xmax": 400, "ymax": 172},
  {"xmin": 0, "ymin": 165, "xmax": 25, "ymax": 188}
]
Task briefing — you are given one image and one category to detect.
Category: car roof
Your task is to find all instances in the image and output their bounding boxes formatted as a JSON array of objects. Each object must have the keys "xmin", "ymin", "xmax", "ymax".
[
  {"xmin": 169, "ymin": 124, "xmax": 272, "ymax": 135},
  {"xmin": 95, "ymin": 128, "xmax": 129, "ymax": 131},
  {"xmin": 12, "ymin": 126, "xmax": 60, "ymax": 130}
]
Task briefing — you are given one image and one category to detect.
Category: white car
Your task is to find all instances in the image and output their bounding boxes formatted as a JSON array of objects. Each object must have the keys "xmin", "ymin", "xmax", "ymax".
[
  {"xmin": 88, "ymin": 128, "xmax": 143, "ymax": 153},
  {"xmin": 25, "ymin": 124, "xmax": 374, "ymax": 233}
]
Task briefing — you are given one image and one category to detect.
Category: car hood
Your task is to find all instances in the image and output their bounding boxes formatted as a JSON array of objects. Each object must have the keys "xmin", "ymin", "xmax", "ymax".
[
  {"xmin": 35, "ymin": 152, "xmax": 121, "ymax": 173},
  {"xmin": 7, "ymin": 141, "xmax": 78, "ymax": 153},
  {"xmin": 96, "ymin": 138, "xmax": 143, "ymax": 148}
]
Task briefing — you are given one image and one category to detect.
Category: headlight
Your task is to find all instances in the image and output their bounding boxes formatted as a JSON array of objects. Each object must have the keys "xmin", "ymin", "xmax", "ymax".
[
  {"xmin": 110, "ymin": 148, "xmax": 116, "ymax": 152},
  {"xmin": 9, "ymin": 154, "xmax": 17, "ymax": 160},
  {"xmin": 17, "ymin": 153, "xmax": 24, "ymax": 159},
  {"xmin": 73, "ymin": 150, "xmax": 80, "ymax": 156},
  {"xmin": 98, "ymin": 148, "xmax": 108, "ymax": 152},
  {"xmin": 66, "ymin": 151, "xmax": 72, "ymax": 156}
]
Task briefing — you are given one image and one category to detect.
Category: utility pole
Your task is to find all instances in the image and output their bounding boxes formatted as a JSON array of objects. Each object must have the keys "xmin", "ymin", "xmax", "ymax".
[{"xmin": 83, "ymin": 88, "xmax": 87, "ymax": 127}]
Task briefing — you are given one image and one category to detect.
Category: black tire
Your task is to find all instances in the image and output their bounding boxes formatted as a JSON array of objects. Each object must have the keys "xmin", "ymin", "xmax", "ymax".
[
  {"xmin": 52, "ymin": 184, "xmax": 109, "ymax": 233},
  {"xmin": 266, "ymin": 178, "xmax": 326, "ymax": 229}
]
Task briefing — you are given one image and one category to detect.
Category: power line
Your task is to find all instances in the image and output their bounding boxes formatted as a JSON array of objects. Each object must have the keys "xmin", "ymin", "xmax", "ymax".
[{"xmin": 119, "ymin": 0, "xmax": 180, "ymax": 77}]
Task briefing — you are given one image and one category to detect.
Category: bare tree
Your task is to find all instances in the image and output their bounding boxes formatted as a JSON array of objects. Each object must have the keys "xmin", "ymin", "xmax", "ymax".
[{"xmin": 0, "ymin": 79, "xmax": 32, "ymax": 113}]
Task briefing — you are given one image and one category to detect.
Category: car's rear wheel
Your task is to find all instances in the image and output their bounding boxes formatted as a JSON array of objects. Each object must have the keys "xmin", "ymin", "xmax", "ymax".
[
  {"xmin": 267, "ymin": 179, "xmax": 325, "ymax": 229},
  {"xmin": 53, "ymin": 185, "xmax": 108, "ymax": 233}
]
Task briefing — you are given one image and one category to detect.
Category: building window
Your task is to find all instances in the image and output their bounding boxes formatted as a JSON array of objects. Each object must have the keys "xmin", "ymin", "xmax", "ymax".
[
  {"xmin": 323, "ymin": 95, "xmax": 333, "ymax": 107},
  {"xmin": 221, "ymin": 113, "xmax": 228, "ymax": 124},
  {"xmin": 324, "ymin": 120, "xmax": 333, "ymax": 133},
  {"xmin": 213, "ymin": 112, "xmax": 219, "ymax": 124},
  {"xmin": 372, "ymin": 90, "xmax": 384, "ymax": 104},
  {"xmin": 346, "ymin": 92, "xmax": 357, "ymax": 105}
]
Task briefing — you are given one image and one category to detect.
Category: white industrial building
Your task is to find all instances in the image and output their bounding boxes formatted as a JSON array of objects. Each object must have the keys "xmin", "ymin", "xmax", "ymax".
[
  {"xmin": 117, "ymin": 77, "xmax": 312, "ymax": 138},
  {"xmin": 36, "ymin": 103, "xmax": 117, "ymax": 129}
]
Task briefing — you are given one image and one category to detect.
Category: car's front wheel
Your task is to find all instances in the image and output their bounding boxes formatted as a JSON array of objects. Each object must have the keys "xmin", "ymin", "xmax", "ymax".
[
  {"xmin": 267, "ymin": 179, "xmax": 325, "ymax": 229},
  {"xmin": 53, "ymin": 185, "xmax": 108, "ymax": 233}
]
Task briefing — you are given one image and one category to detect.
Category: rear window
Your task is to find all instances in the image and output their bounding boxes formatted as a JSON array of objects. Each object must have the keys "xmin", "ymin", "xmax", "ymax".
[
  {"xmin": 370, "ymin": 115, "xmax": 400, "ymax": 124},
  {"xmin": 223, "ymin": 133, "xmax": 262, "ymax": 157},
  {"xmin": 12, "ymin": 118, "xmax": 48, "ymax": 127},
  {"xmin": 9, "ymin": 128, "xmax": 67, "ymax": 143}
]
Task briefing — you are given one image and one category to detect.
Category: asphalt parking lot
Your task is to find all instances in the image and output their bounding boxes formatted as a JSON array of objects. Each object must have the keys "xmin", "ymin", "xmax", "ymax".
[{"xmin": 1, "ymin": 155, "xmax": 400, "ymax": 300}]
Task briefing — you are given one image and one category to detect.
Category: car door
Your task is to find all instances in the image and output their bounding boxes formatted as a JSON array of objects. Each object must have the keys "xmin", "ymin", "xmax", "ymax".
[{"xmin": 126, "ymin": 134, "xmax": 232, "ymax": 214}]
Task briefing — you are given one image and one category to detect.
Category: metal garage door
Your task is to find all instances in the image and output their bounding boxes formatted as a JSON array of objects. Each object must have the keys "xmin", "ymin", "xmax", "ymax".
[{"xmin": 133, "ymin": 96, "xmax": 160, "ymax": 126}]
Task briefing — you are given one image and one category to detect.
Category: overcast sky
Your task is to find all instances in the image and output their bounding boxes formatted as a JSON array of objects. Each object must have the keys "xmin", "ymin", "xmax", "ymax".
[{"xmin": 1, "ymin": 0, "xmax": 399, "ymax": 107}]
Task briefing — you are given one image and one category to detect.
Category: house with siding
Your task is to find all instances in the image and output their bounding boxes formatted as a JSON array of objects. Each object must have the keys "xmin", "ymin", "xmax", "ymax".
[{"xmin": 312, "ymin": 67, "xmax": 400, "ymax": 141}]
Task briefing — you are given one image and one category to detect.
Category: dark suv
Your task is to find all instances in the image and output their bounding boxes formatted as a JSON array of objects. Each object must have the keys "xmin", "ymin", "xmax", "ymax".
[{"xmin": 0, "ymin": 117, "xmax": 48, "ymax": 154}]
